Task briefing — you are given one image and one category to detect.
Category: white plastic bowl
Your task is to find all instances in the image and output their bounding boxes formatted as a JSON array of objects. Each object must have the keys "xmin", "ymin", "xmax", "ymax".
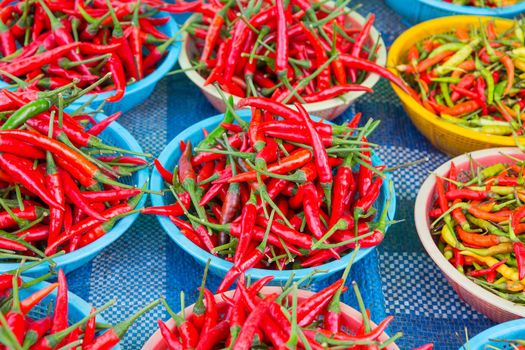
[
  {"xmin": 415, "ymin": 147, "xmax": 525, "ymax": 322},
  {"xmin": 178, "ymin": 7, "xmax": 386, "ymax": 120},
  {"xmin": 142, "ymin": 287, "xmax": 399, "ymax": 350}
]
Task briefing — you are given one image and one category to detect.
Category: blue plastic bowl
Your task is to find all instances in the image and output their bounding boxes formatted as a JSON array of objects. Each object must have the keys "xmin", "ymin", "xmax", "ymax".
[
  {"xmin": 385, "ymin": 0, "xmax": 525, "ymax": 26},
  {"xmin": 74, "ymin": 14, "xmax": 180, "ymax": 114},
  {"xmin": 1, "ymin": 13, "xmax": 180, "ymax": 115},
  {"xmin": 461, "ymin": 319, "xmax": 525, "ymax": 349},
  {"xmin": 0, "ymin": 108, "xmax": 149, "ymax": 277},
  {"xmin": 21, "ymin": 278, "xmax": 120, "ymax": 350},
  {"xmin": 150, "ymin": 109, "xmax": 396, "ymax": 283}
]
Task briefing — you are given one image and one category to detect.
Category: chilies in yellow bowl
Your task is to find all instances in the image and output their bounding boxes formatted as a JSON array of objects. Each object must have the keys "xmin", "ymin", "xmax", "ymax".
[{"xmin": 387, "ymin": 15, "xmax": 520, "ymax": 156}]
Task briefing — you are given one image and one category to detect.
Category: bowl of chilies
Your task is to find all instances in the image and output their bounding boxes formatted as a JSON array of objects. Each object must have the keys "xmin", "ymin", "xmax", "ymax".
[
  {"xmin": 0, "ymin": 0, "xmax": 181, "ymax": 114},
  {"xmin": 142, "ymin": 262, "xmax": 411, "ymax": 350},
  {"xmin": 0, "ymin": 87, "xmax": 149, "ymax": 277},
  {"xmin": 415, "ymin": 147, "xmax": 525, "ymax": 322},
  {"xmin": 0, "ymin": 267, "xmax": 160, "ymax": 349},
  {"xmin": 388, "ymin": 16, "xmax": 525, "ymax": 156},
  {"xmin": 385, "ymin": 0, "xmax": 525, "ymax": 26},
  {"xmin": 460, "ymin": 318, "xmax": 525, "ymax": 349},
  {"xmin": 149, "ymin": 98, "xmax": 396, "ymax": 285},
  {"xmin": 175, "ymin": 0, "xmax": 411, "ymax": 120}
]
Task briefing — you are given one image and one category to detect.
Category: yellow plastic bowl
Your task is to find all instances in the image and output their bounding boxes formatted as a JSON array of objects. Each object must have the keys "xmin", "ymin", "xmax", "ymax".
[{"xmin": 387, "ymin": 15, "xmax": 518, "ymax": 156}]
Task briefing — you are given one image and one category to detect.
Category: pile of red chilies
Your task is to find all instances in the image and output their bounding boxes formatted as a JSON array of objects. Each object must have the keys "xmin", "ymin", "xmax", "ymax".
[
  {"xmin": 0, "ymin": 266, "xmax": 160, "ymax": 349},
  {"xmin": 174, "ymin": 0, "xmax": 410, "ymax": 102},
  {"xmin": 0, "ymin": 0, "xmax": 181, "ymax": 101},
  {"xmin": 0, "ymin": 84, "xmax": 149, "ymax": 261},
  {"xmin": 153, "ymin": 96, "xmax": 394, "ymax": 292},
  {"xmin": 157, "ymin": 260, "xmax": 434, "ymax": 349}
]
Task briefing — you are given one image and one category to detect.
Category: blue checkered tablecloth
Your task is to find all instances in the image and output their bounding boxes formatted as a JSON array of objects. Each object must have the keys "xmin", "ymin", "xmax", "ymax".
[{"xmin": 65, "ymin": 0, "xmax": 500, "ymax": 348}]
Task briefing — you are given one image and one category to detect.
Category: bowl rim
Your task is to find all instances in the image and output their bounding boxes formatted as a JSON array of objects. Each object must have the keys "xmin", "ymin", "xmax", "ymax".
[
  {"xmin": 150, "ymin": 109, "xmax": 396, "ymax": 282},
  {"xmin": 0, "ymin": 109, "xmax": 149, "ymax": 275},
  {"xmin": 387, "ymin": 15, "xmax": 519, "ymax": 147},
  {"xmin": 414, "ymin": 147, "xmax": 525, "ymax": 319},
  {"xmin": 177, "ymin": 6, "xmax": 387, "ymax": 113},
  {"xmin": 141, "ymin": 286, "xmax": 399, "ymax": 350},
  {"xmin": 0, "ymin": 12, "xmax": 180, "ymax": 104},
  {"xmin": 418, "ymin": 0, "xmax": 525, "ymax": 15},
  {"xmin": 460, "ymin": 318, "xmax": 525, "ymax": 349}
]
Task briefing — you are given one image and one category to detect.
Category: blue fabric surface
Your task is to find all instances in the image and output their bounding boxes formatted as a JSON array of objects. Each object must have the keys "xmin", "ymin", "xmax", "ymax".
[{"xmin": 65, "ymin": 0, "xmax": 499, "ymax": 348}]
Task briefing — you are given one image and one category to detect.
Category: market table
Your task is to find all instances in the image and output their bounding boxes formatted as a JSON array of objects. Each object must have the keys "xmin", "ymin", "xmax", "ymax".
[{"xmin": 65, "ymin": 0, "xmax": 498, "ymax": 348}]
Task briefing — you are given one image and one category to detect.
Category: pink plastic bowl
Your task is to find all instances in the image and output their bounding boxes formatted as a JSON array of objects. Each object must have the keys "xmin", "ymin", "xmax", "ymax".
[
  {"xmin": 142, "ymin": 287, "xmax": 399, "ymax": 349},
  {"xmin": 415, "ymin": 147, "xmax": 525, "ymax": 322}
]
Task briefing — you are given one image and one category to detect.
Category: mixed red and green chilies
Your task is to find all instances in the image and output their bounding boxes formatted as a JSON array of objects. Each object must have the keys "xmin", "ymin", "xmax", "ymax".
[
  {"xmin": 0, "ymin": 0, "xmax": 181, "ymax": 101},
  {"xmin": 398, "ymin": 19, "xmax": 525, "ymax": 136},
  {"xmin": 169, "ymin": 0, "xmax": 410, "ymax": 102},
  {"xmin": 0, "ymin": 262, "xmax": 160, "ymax": 350},
  {"xmin": 430, "ymin": 156, "xmax": 525, "ymax": 303}
]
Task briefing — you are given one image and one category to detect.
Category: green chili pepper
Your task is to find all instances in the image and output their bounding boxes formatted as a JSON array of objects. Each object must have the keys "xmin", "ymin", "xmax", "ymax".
[
  {"xmin": 480, "ymin": 68, "xmax": 495, "ymax": 105},
  {"xmin": 465, "ymin": 214, "xmax": 509, "ymax": 237},
  {"xmin": 481, "ymin": 125, "xmax": 513, "ymax": 135},
  {"xmin": 436, "ymin": 38, "xmax": 480, "ymax": 75},
  {"xmin": 197, "ymin": 108, "xmax": 235, "ymax": 150},
  {"xmin": 440, "ymin": 82, "xmax": 454, "ymax": 107},
  {"xmin": 429, "ymin": 42, "xmax": 465, "ymax": 58},
  {"xmin": 1, "ymin": 99, "xmax": 53, "ymax": 130},
  {"xmin": 494, "ymin": 80, "xmax": 507, "ymax": 104}
]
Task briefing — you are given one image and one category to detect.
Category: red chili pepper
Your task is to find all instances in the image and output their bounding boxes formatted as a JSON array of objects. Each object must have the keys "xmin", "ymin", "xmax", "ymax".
[
  {"xmin": 50, "ymin": 270, "xmax": 69, "ymax": 340},
  {"xmin": 302, "ymin": 182, "xmax": 324, "ymax": 240},
  {"xmin": 297, "ymin": 279, "xmax": 344, "ymax": 327},
  {"xmin": 296, "ymin": 103, "xmax": 332, "ymax": 201},
  {"xmin": 200, "ymin": 1, "xmax": 232, "ymax": 65},
  {"xmin": 0, "ymin": 19, "xmax": 16, "ymax": 57},
  {"xmin": 340, "ymin": 54, "xmax": 411, "ymax": 94},
  {"xmin": 348, "ymin": 14, "xmax": 375, "ymax": 81},
  {"xmin": 158, "ymin": 319, "xmax": 183, "ymax": 350},
  {"xmin": 0, "ymin": 153, "xmax": 63, "ymax": 209},
  {"xmin": 19, "ymin": 283, "xmax": 58, "ymax": 315},
  {"xmin": 60, "ymin": 169, "xmax": 106, "ymax": 221},
  {"xmin": 446, "ymin": 189, "xmax": 488, "ymax": 201},
  {"xmin": 106, "ymin": 54, "xmax": 126, "ymax": 102},
  {"xmin": 22, "ymin": 316, "xmax": 52, "ymax": 349}
]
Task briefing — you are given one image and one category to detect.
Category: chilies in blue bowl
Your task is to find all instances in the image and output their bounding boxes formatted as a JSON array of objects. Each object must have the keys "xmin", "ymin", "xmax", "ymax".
[
  {"xmin": 150, "ymin": 109, "xmax": 396, "ymax": 284},
  {"xmin": 1, "ymin": 13, "xmax": 180, "ymax": 115},
  {"xmin": 385, "ymin": 0, "xmax": 525, "ymax": 26},
  {"xmin": 461, "ymin": 319, "xmax": 525, "ymax": 349},
  {"xmin": 20, "ymin": 277, "xmax": 120, "ymax": 350},
  {"xmin": 0, "ymin": 108, "xmax": 149, "ymax": 277}
]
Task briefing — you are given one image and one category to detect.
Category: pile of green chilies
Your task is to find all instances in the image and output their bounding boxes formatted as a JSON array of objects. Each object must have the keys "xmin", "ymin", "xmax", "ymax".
[
  {"xmin": 156, "ymin": 258, "xmax": 433, "ymax": 349},
  {"xmin": 0, "ymin": 82, "xmax": 150, "ymax": 262},
  {"xmin": 444, "ymin": 0, "xmax": 523, "ymax": 7},
  {"xmin": 153, "ymin": 96, "xmax": 395, "ymax": 291},
  {"xmin": 397, "ymin": 19, "xmax": 525, "ymax": 136},
  {"xmin": 0, "ymin": 264, "xmax": 159, "ymax": 349},
  {"xmin": 0, "ymin": 0, "xmax": 182, "ymax": 101},
  {"xmin": 430, "ymin": 156, "xmax": 525, "ymax": 303},
  {"xmin": 169, "ymin": 0, "xmax": 410, "ymax": 103}
]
